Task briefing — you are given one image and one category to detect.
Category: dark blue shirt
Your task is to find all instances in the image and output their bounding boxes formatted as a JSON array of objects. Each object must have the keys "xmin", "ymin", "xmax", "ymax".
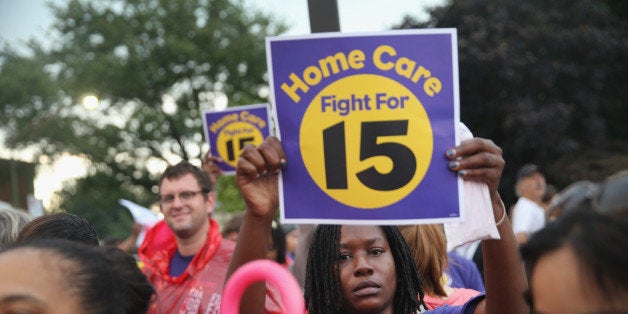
[{"xmin": 169, "ymin": 250, "xmax": 194, "ymax": 277}]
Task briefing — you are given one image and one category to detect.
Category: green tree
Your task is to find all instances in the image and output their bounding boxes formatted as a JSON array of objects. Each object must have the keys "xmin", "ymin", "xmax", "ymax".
[
  {"xmin": 396, "ymin": 0, "xmax": 628, "ymax": 204},
  {"xmin": 0, "ymin": 0, "xmax": 286, "ymax": 239}
]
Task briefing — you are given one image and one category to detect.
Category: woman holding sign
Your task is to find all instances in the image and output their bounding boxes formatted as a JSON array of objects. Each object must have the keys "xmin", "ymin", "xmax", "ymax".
[{"xmin": 226, "ymin": 136, "xmax": 527, "ymax": 313}]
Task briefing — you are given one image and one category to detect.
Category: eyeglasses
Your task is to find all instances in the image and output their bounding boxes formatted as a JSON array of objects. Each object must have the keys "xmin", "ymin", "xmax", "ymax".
[{"xmin": 158, "ymin": 190, "xmax": 206, "ymax": 206}]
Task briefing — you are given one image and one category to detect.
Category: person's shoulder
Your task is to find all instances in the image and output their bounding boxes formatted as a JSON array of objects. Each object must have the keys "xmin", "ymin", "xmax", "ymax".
[
  {"xmin": 515, "ymin": 197, "xmax": 543, "ymax": 212},
  {"xmin": 211, "ymin": 238, "xmax": 236, "ymax": 262},
  {"xmin": 426, "ymin": 293, "xmax": 485, "ymax": 314},
  {"xmin": 219, "ymin": 237, "xmax": 236, "ymax": 250},
  {"xmin": 447, "ymin": 251, "xmax": 468, "ymax": 264}
]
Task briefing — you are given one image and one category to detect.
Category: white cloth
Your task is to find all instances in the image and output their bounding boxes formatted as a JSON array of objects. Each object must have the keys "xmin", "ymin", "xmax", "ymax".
[
  {"xmin": 453, "ymin": 240, "xmax": 481, "ymax": 260},
  {"xmin": 511, "ymin": 197, "xmax": 545, "ymax": 236},
  {"xmin": 118, "ymin": 199, "xmax": 162, "ymax": 246},
  {"xmin": 119, "ymin": 199, "xmax": 161, "ymax": 226},
  {"xmin": 444, "ymin": 123, "xmax": 500, "ymax": 251}
]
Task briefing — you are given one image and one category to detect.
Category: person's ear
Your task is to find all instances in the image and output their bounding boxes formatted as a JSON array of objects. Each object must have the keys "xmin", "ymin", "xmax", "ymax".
[{"xmin": 205, "ymin": 191, "xmax": 216, "ymax": 215}]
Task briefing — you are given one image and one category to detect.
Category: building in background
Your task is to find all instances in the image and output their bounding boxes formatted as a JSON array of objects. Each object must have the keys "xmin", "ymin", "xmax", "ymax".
[{"xmin": 0, "ymin": 159, "xmax": 43, "ymax": 216}]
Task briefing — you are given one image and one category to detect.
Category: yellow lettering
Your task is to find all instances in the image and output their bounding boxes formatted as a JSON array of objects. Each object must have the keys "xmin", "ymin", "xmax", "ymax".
[
  {"xmin": 239, "ymin": 110, "xmax": 267, "ymax": 129},
  {"xmin": 395, "ymin": 57, "xmax": 417, "ymax": 79},
  {"xmin": 318, "ymin": 53, "xmax": 349, "ymax": 77},
  {"xmin": 373, "ymin": 45, "xmax": 396, "ymax": 71},
  {"xmin": 348, "ymin": 50, "xmax": 366, "ymax": 69},
  {"xmin": 281, "ymin": 73, "xmax": 309, "ymax": 103},
  {"xmin": 209, "ymin": 113, "xmax": 239, "ymax": 133},
  {"xmin": 424, "ymin": 77, "xmax": 442, "ymax": 97},
  {"xmin": 303, "ymin": 65, "xmax": 323, "ymax": 86},
  {"xmin": 372, "ymin": 44, "xmax": 441, "ymax": 97},
  {"xmin": 280, "ymin": 49, "xmax": 366, "ymax": 103},
  {"xmin": 410, "ymin": 66, "xmax": 431, "ymax": 83}
]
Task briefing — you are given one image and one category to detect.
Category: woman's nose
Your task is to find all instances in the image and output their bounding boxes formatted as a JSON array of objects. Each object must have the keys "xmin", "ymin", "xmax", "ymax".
[{"xmin": 353, "ymin": 255, "xmax": 374, "ymax": 276}]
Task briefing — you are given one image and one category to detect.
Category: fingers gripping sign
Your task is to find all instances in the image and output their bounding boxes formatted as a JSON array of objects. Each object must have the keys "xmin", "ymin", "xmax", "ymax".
[
  {"xmin": 446, "ymin": 138, "xmax": 505, "ymax": 194},
  {"xmin": 236, "ymin": 136, "xmax": 286, "ymax": 217}
]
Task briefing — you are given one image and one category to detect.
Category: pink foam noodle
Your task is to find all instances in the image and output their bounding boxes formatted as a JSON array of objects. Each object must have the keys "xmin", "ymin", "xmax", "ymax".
[{"xmin": 220, "ymin": 259, "xmax": 305, "ymax": 314}]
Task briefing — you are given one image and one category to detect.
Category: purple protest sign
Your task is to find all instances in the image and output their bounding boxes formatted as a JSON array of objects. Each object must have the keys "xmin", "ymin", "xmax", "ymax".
[
  {"xmin": 267, "ymin": 29, "xmax": 462, "ymax": 225},
  {"xmin": 202, "ymin": 104, "xmax": 272, "ymax": 175}
]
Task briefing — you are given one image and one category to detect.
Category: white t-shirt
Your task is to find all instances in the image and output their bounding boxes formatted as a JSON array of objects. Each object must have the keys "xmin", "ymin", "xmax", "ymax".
[{"xmin": 511, "ymin": 197, "xmax": 545, "ymax": 236}]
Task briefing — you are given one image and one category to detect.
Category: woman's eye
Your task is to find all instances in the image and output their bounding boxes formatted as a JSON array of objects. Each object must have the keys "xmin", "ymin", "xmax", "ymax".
[
  {"xmin": 339, "ymin": 253, "xmax": 351, "ymax": 261},
  {"xmin": 370, "ymin": 248, "xmax": 384, "ymax": 256}
]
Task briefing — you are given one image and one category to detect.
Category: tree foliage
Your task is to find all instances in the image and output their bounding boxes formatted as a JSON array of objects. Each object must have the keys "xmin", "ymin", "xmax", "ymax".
[
  {"xmin": 396, "ymin": 0, "xmax": 628, "ymax": 204},
  {"xmin": 0, "ymin": 0, "xmax": 286, "ymax": 238}
]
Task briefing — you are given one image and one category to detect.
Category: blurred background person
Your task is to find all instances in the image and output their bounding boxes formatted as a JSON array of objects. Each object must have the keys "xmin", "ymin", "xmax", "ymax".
[
  {"xmin": 104, "ymin": 222, "xmax": 143, "ymax": 254},
  {"xmin": 281, "ymin": 224, "xmax": 299, "ymax": 263},
  {"xmin": 546, "ymin": 180, "xmax": 598, "ymax": 221},
  {"xmin": 0, "ymin": 207, "xmax": 31, "ymax": 251},
  {"xmin": 0, "ymin": 238, "xmax": 155, "ymax": 314},
  {"xmin": 511, "ymin": 163, "xmax": 547, "ymax": 245},
  {"xmin": 521, "ymin": 169, "xmax": 628, "ymax": 313},
  {"xmin": 547, "ymin": 170, "xmax": 628, "ymax": 220},
  {"xmin": 221, "ymin": 212, "xmax": 243, "ymax": 242},
  {"xmin": 400, "ymin": 224, "xmax": 482, "ymax": 309},
  {"xmin": 521, "ymin": 209, "xmax": 628, "ymax": 312},
  {"xmin": 138, "ymin": 161, "xmax": 236, "ymax": 313},
  {"xmin": 268, "ymin": 223, "xmax": 289, "ymax": 268},
  {"xmin": 16, "ymin": 212, "xmax": 100, "ymax": 246}
]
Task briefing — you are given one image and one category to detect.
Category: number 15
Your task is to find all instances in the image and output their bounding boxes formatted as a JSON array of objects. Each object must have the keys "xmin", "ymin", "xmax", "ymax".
[{"xmin": 322, "ymin": 120, "xmax": 417, "ymax": 191}]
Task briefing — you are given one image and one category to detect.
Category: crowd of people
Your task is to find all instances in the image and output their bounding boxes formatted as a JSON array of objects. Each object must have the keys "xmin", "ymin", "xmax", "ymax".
[{"xmin": 1, "ymin": 135, "xmax": 626, "ymax": 313}]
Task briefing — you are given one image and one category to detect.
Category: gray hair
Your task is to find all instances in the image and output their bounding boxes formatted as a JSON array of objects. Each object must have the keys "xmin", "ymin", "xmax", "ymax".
[{"xmin": 0, "ymin": 208, "xmax": 31, "ymax": 251}]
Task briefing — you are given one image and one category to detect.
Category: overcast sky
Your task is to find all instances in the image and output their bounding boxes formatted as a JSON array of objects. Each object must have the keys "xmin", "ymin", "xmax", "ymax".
[{"xmin": 0, "ymin": 0, "xmax": 444, "ymax": 48}]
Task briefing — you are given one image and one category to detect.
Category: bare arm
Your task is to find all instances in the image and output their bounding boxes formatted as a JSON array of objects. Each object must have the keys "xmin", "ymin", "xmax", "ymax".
[
  {"xmin": 447, "ymin": 138, "xmax": 528, "ymax": 314},
  {"xmin": 116, "ymin": 223, "xmax": 142, "ymax": 253},
  {"xmin": 225, "ymin": 136, "xmax": 286, "ymax": 314}
]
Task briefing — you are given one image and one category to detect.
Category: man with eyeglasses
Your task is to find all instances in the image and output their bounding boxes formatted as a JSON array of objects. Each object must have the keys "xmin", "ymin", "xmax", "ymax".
[{"xmin": 137, "ymin": 160, "xmax": 234, "ymax": 314}]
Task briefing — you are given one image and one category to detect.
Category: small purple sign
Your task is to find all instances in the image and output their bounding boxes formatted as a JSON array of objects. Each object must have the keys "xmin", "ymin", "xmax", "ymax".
[
  {"xmin": 202, "ymin": 104, "xmax": 272, "ymax": 175},
  {"xmin": 266, "ymin": 29, "xmax": 462, "ymax": 225}
]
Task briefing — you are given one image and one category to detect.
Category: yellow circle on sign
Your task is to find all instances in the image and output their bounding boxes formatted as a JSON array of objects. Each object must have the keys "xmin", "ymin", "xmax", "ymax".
[
  {"xmin": 216, "ymin": 121, "xmax": 264, "ymax": 167},
  {"xmin": 300, "ymin": 74, "xmax": 433, "ymax": 209}
]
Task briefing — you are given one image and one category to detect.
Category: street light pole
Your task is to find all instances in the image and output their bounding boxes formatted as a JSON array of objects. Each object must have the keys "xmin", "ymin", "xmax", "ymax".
[{"xmin": 307, "ymin": 0, "xmax": 340, "ymax": 33}]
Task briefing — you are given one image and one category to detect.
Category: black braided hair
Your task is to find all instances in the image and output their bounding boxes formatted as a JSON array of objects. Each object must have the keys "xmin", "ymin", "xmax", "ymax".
[
  {"xmin": 304, "ymin": 225, "xmax": 426, "ymax": 314},
  {"xmin": 304, "ymin": 225, "xmax": 342, "ymax": 314}
]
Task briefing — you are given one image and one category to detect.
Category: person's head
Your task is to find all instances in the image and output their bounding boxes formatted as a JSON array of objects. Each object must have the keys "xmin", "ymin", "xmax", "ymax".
[
  {"xmin": 222, "ymin": 213, "xmax": 244, "ymax": 241},
  {"xmin": 268, "ymin": 224, "xmax": 287, "ymax": 264},
  {"xmin": 521, "ymin": 209, "xmax": 628, "ymax": 313},
  {"xmin": 548, "ymin": 170, "xmax": 628, "ymax": 220},
  {"xmin": 0, "ymin": 239, "xmax": 155, "ymax": 314},
  {"xmin": 398, "ymin": 224, "xmax": 448, "ymax": 297},
  {"xmin": 304, "ymin": 225, "xmax": 424, "ymax": 314},
  {"xmin": 547, "ymin": 180, "xmax": 598, "ymax": 220},
  {"xmin": 515, "ymin": 163, "xmax": 546, "ymax": 202},
  {"xmin": 596, "ymin": 170, "xmax": 628, "ymax": 215},
  {"xmin": 158, "ymin": 160, "xmax": 215, "ymax": 239},
  {"xmin": 282, "ymin": 224, "xmax": 300, "ymax": 255},
  {"xmin": 99, "ymin": 245, "xmax": 156, "ymax": 313},
  {"xmin": 16, "ymin": 212, "xmax": 99, "ymax": 246},
  {"xmin": 0, "ymin": 208, "xmax": 31, "ymax": 251}
]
